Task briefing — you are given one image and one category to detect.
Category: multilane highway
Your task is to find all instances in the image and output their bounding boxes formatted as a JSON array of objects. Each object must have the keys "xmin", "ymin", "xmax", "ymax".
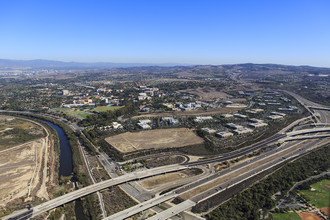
[
  {"xmin": 105, "ymin": 138, "xmax": 329, "ymax": 220},
  {"xmin": 143, "ymin": 137, "xmax": 329, "ymax": 220}
]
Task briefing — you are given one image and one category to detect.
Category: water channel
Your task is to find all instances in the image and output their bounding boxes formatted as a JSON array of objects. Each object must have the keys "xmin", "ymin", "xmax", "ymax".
[{"xmin": 43, "ymin": 121, "xmax": 88, "ymax": 220}]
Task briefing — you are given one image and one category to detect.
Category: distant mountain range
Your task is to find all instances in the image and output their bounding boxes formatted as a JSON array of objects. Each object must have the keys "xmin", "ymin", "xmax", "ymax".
[
  {"xmin": 0, "ymin": 59, "xmax": 187, "ymax": 70},
  {"xmin": 0, "ymin": 59, "xmax": 329, "ymax": 72}
]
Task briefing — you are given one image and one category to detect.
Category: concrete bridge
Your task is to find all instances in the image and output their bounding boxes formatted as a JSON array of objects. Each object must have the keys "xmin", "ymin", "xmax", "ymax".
[
  {"xmin": 307, "ymin": 106, "xmax": 330, "ymax": 111},
  {"xmin": 281, "ymin": 134, "xmax": 330, "ymax": 142},
  {"xmin": 4, "ymin": 165, "xmax": 186, "ymax": 219},
  {"xmin": 286, "ymin": 127, "xmax": 330, "ymax": 137}
]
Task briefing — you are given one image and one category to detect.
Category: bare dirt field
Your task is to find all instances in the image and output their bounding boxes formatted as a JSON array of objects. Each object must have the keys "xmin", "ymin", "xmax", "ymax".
[
  {"xmin": 179, "ymin": 88, "xmax": 231, "ymax": 100},
  {"xmin": 0, "ymin": 117, "xmax": 55, "ymax": 209},
  {"xmin": 132, "ymin": 107, "xmax": 245, "ymax": 119},
  {"xmin": 106, "ymin": 128, "xmax": 204, "ymax": 153},
  {"xmin": 298, "ymin": 212, "xmax": 323, "ymax": 220}
]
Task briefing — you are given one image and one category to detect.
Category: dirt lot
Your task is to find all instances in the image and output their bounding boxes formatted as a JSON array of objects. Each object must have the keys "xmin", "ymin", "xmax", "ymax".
[
  {"xmin": 179, "ymin": 88, "xmax": 231, "ymax": 100},
  {"xmin": 139, "ymin": 168, "xmax": 203, "ymax": 189},
  {"xmin": 298, "ymin": 212, "xmax": 323, "ymax": 220},
  {"xmin": 132, "ymin": 107, "xmax": 245, "ymax": 119},
  {"xmin": 0, "ymin": 117, "xmax": 55, "ymax": 208},
  {"xmin": 320, "ymin": 207, "xmax": 329, "ymax": 217},
  {"xmin": 106, "ymin": 128, "xmax": 204, "ymax": 153}
]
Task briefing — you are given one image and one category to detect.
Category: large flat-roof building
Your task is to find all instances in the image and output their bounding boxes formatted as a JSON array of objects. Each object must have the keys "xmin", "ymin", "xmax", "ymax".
[
  {"xmin": 221, "ymin": 114, "xmax": 233, "ymax": 118},
  {"xmin": 137, "ymin": 123, "xmax": 151, "ymax": 129},
  {"xmin": 248, "ymin": 122, "xmax": 268, "ymax": 128},
  {"xmin": 202, "ymin": 128, "xmax": 217, "ymax": 134},
  {"xmin": 251, "ymin": 108, "xmax": 264, "ymax": 112},
  {"xmin": 138, "ymin": 119, "xmax": 152, "ymax": 129},
  {"xmin": 234, "ymin": 127, "xmax": 253, "ymax": 134},
  {"xmin": 226, "ymin": 123, "xmax": 244, "ymax": 130},
  {"xmin": 267, "ymin": 115, "xmax": 283, "ymax": 120},
  {"xmin": 194, "ymin": 116, "xmax": 213, "ymax": 122},
  {"xmin": 249, "ymin": 118, "xmax": 263, "ymax": 123},
  {"xmin": 271, "ymin": 112, "xmax": 286, "ymax": 117},
  {"xmin": 233, "ymin": 113, "xmax": 247, "ymax": 119},
  {"xmin": 216, "ymin": 131, "xmax": 234, "ymax": 138}
]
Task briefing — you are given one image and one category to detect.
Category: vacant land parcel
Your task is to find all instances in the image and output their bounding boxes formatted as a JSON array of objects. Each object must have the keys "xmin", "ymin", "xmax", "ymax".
[
  {"xmin": 0, "ymin": 116, "xmax": 44, "ymax": 150},
  {"xmin": 180, "ymin": 87, "xmax": 231, "ymax": 100},
  {"xmin": 105, "ymin": 128, "xmax": 204, "ymax": 153},
  {"xmin": 0, "ymin": 117, "xmax": 54, "ymax": 209}
]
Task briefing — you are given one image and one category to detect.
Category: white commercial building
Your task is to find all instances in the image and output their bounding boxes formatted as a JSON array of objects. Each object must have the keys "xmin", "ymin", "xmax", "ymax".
[
  {"xmin": 233, "ymin": 113, "xmax": 248, "ymax": 119},
  {"xmin": 201, "ymin": 128, "xmax": 217, "ymax": 134},
  {"xmin": 194, "ymin": 116, "xmax": 213, "ymax": 123},
  {"xmin": 221, "ymin": 114, "xmax": 233, "ymax": 118},
  {"xmin": 234, "ymin": 127, "xmax": 253, "ymax": 134},
  {"xmin": 271, "ymin": 112, "xmax": 286, "ymax": 117},
  {"xmin": 248, "ymin": 122, "xmax": 268, "ymax": 128},
  {"xmin": 267, "ymin": 115, "xmax": 283, "ymax": 120},
  {"xmin": 251, "ymin": 108, "xmax": 264, "ymax": 112},
  {"xmin": 138, "ymin": 119, "xmax": 152, "ymax": 129},
  {"xmin": 226, "ymin": 123, "xmax": 244, "ymax": 130},
  {"xmin": 216, "ymin": 131, "xmax": 234, "ymax": 138}
]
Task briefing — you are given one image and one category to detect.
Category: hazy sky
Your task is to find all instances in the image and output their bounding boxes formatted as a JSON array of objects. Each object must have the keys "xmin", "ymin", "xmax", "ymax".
[{"xmin": 1, "ymin": 0, "xmax": 329, "ymax": 67}]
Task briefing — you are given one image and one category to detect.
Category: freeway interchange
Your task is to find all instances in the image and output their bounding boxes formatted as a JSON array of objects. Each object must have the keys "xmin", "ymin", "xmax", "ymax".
[{"xmin": 4, "ymin": 92, "xmax": 330, "ymax": 220}]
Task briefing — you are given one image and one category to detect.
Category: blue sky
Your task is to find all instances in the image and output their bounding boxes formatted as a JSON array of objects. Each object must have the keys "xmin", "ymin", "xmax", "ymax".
[{"xmin": 0, "ymin": 0, "xmax": 329, "ymax": 67}]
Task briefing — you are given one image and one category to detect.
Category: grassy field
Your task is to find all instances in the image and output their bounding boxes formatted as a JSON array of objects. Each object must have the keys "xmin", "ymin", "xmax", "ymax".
[
  {"xmin": 92, "ymin": 106, "xmax": 123, "ymax": 112},
  {"xmin": 66, "ymin": 110, "xmax": 89, "ymax": 117},
  {"xmin": 272, "ymin": 212, "xmax": 301, "ymax": 220},
  {"xmin": 298, "ymin": 179, "xmax": 330, "ymax": 208},
  {"xmin": 76, "ymin": 113, "xmax": 91, "ymax": 119},
  {"xmin": 50, "ymin": 108, "xmax": 92, "ymax": 118},
  {"xmin": 50, "ymin": 107, "xmax": 70, "ymax": 112}
]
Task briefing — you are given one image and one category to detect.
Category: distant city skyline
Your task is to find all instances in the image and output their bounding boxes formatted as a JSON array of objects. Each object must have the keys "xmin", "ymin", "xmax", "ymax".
[{"xmin": 1, "ymin": 0, "xmax": 330, "ymax": 67}]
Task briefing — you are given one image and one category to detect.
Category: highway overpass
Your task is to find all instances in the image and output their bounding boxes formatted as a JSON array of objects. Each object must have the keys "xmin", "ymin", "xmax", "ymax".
[
  {"xmin": 3, "ymin": 164, "xmax": 186, "ymax": 219},
  {"xmin": 281, "ymin": 134, "xmax": 330, "ymax": 142},
  {"xmin": 103, "ymin": 138, "xmax": 330, "ymax": 220},
  {"xmin": 286, "ymin": 127, "xmax": 330, "ymax": 136},
  {"xmin": 307, "ymin": 106, "xmax": 330, "ymax": 111}
]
